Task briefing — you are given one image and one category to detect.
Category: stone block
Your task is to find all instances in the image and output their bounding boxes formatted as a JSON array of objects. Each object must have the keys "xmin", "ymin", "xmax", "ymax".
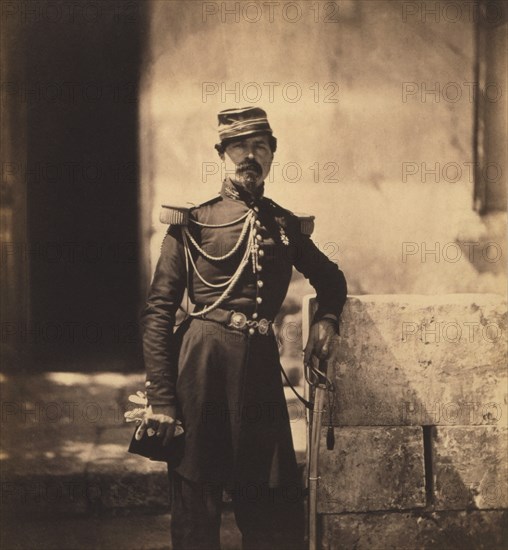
[
  {"xmin": 433, "ymin": 426, "xmax": 508, "ymax": 510},
  {"xmin": 317, "ymin": 426, "xmax": 425, "ymax": 513},
  {"xmin": 0, "ymin": 424, "xmax": 96, "ymax": 518},
  {"xmin": 304, "ymin": 294, "xmax": 507, "ymax": 426},
  {"xmin": 320, "ymin": 510, "xmax": 508, "ymax": 550},
  {"xmin": 1, "ymin": 424, "xmax": 95, "ymax": 478},
  {"xmin": 85, "ymin": 426, "xmax": 169, "ymax": 511},
  {"xmin": 0, "ymin": 474, "xmax": 92, "ymax": 520}
]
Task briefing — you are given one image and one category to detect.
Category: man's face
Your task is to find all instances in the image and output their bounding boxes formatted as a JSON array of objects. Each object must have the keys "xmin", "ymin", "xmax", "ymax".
[{"xmin": 221, "ymin": 134, "xmax": 273, "ymax": 194}]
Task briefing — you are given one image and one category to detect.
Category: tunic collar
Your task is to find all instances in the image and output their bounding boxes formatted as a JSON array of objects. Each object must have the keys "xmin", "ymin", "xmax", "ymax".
[{"xmin": 220, "ymin": 178, "xmax": 264, "ymax": 208}]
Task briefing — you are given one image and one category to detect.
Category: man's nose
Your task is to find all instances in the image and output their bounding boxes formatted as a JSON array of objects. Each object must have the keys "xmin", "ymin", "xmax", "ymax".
[{"xmin": 247, "ymin": 152, "xmax": 255, "ymax": 159}]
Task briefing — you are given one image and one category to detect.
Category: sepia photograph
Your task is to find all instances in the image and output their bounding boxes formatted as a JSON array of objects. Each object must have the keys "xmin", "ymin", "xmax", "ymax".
[{"xmin": 1, "ymin": 1, "xmax": 507, "ymax": 549}]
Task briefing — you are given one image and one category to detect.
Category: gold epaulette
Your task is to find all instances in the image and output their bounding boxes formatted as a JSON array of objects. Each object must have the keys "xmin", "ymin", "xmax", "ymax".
[
  {"xmin": 267, "ymin": 198, "xmax": 315, "ymax": 236},
  {"xmin": 295, "ymin": 213, "xmax": 315, "ymax": 236},
  {"xmin": 160, "ymin": 204, "xmax": 315, "ymax": 235},
  {"xmin": 160, "ymin": 205, "xmax": 191, "ymax": 225},
  {"xmin": 160, "ymin": 195, "xmax": 221, "ymax": 225}
]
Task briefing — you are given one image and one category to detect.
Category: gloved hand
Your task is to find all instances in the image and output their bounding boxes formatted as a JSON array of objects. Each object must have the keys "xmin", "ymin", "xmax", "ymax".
[
  {"xmin": 135, "ymin": 405, "xmax": 177, "ymax": 447},
  {"xmin": 303, "ymin": 318, "xmax": 339, "ymax": 366}
]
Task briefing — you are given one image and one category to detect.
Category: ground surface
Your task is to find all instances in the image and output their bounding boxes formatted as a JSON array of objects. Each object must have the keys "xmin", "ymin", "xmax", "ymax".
[{"xmin": 0, "ymin": 372, "xmax": 306, "ymax": 550}]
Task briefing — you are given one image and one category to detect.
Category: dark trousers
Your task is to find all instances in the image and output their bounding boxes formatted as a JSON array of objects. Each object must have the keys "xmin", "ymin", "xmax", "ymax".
[{"xmin": 170, "ymin": 472, "xmax": 305, "ymax": 550}]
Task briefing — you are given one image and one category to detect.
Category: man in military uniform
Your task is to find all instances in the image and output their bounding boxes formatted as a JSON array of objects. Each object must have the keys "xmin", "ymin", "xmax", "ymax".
[{"xmin": 140, "ymin": 107, "xmax": 347, "ymax": 549}]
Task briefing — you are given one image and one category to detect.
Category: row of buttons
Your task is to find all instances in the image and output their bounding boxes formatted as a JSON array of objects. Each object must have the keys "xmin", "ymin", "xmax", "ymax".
[{"xmin": 251, "ymin": 206, "xmax": 264, "ymax": 334}]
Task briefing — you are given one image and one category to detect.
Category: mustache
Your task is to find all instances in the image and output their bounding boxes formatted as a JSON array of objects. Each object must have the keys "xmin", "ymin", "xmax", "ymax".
[{"xmin": 237, "ymin": 160, "xmax": 262, "ymax": 174}]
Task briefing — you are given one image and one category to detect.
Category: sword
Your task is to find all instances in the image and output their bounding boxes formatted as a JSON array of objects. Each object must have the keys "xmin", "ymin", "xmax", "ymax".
[{"xmin": 307, "ymin": 358, "xmax": 335, "ymax": 550}]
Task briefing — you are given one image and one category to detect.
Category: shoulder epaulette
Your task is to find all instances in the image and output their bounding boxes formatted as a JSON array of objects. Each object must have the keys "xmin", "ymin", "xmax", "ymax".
[
  {"xmin": 160, "ymin": 195, "xmax": 222, "ymax": 225},
  {"xmin": 265, "ymin": 198, "xmax": 315, "ymax": 236},
  {"xmin": 193, "ymin": 194, "xmax": 222, "ymax": 209},
  {"xmin": 294, "ymin": 213, "xmax": 315, "ymax": 236},
  {"xmin": 160, "ymin": 205, "xmax": 191, "ymax": 225}
]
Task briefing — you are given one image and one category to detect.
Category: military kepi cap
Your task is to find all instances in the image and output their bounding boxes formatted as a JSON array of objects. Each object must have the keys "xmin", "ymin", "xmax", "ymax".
[{"xmin": 217, "ymin": 106, "xmax": 274, "ymax": 143}]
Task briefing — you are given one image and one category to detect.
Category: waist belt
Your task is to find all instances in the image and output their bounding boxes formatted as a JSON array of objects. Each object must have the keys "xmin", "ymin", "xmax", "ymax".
[{"xmin": 194, "ymin": 306, "xmax": 273, "ymax": 336}]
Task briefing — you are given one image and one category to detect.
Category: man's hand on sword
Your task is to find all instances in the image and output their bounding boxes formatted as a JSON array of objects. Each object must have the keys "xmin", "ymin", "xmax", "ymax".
[{"xmin": 303, "ymin": 318, "xmax": 339, "ymax": 366}]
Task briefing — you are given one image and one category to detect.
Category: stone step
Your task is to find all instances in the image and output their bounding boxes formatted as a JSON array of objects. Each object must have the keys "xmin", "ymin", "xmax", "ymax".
[
  {"xmin": 0, "ymin": 510, "xmax": 242, "ymax": 550},
  {"xmin": 0, "ymin": 372, "xmax": 307, "ymax": 519}
]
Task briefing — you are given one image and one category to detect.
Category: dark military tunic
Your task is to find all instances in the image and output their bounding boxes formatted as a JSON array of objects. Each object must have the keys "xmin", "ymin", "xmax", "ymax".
[{"xmin": 142, "ymin": 179, "xmax": 347, "ymax": 487}]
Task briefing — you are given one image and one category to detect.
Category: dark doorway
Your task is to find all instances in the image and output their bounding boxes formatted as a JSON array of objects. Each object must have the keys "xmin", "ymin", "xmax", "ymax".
[{"xmin": 2, "ymin": 1, "xmax": 147, "ymax": 370}]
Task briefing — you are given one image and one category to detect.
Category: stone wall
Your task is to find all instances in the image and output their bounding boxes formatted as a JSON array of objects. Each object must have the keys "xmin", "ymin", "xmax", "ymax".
[
  {"xmin": 304, "ymin": 294, "xmax": 507, "ymax": 549},
  {"xmin": 140, "ymin": 0, "xmax": 506, "ymax": 298}
]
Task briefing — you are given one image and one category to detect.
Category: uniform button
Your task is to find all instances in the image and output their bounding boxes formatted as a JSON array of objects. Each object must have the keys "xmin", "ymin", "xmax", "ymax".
[
  {"xmin": 258, "ymin": 249, "xmax": 265, "ymax": 257},
  {"xmin": 252, "ymin": 312, "xmax": 258, "ymax": 319},
  {"xmin": 249, "ymin": 327, "xmax": 255, "ymax": 335},
  {"xmin": 257, "ymin": 280, "xmax": 264, "ymax": 288},
  {"xmin": 256, "ymin": 234, "xmax": 263, "ymax": 242},
  {"xmin": 255, "ymin": 220, "xmax": 262, "ymax": 227},
  {"xmin": 145, "ymin": 381, "xmax": 151, "ymax": 387},
  {"xmin": 256, "ymin": 265, "xmax": 263, "ymax": 272},
  {"xmin": 256, "ymin": 297, "xmax": 263, "ymax": 304},
  {"xmin": 253, "ymin": 206, "xmax": 259, "ymax": 213}
]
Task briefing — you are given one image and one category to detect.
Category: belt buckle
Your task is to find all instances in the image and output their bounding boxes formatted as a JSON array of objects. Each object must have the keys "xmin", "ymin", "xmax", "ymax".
[
  {"xmin": 258, "ymin": 318, "xmax": 270, "ymax": 335},
  {"xmin": 229, "ymin": 311, "xmax": 248, "ymax": 331}
]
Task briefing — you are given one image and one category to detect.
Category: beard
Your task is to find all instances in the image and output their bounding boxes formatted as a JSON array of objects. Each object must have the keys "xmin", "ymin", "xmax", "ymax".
[{"xmin": 235, "ymin": 160, "xmax": 263, "ymax": 194}]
